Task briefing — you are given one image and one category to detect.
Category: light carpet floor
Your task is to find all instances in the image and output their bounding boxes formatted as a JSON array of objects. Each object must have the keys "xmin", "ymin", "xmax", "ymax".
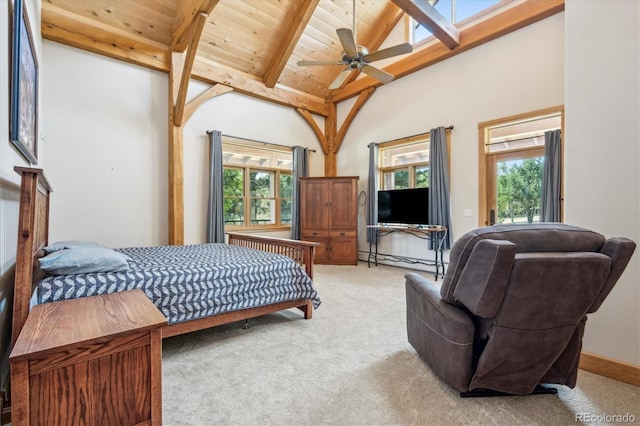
[{"xmin": 162, "ymin": 263, "xmax": 639, "ymax": 426}]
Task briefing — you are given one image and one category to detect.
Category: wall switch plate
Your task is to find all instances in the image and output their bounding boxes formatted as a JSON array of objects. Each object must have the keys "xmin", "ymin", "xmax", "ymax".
[{"xmin": 463, "ymin": 209, "xmax": 472, "ymax": 217}]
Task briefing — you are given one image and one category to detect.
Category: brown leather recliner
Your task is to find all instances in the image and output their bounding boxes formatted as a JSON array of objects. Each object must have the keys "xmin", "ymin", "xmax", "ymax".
[{"xmin": 405, "ymin": 223, "xmax": 636, "ymax": 396}]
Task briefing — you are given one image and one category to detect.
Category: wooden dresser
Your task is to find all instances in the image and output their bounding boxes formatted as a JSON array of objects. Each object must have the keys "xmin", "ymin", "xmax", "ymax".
[
  {"xmin": 10, "ymin": 289, "xmax": 168, "ymax": 426},
  {"xmin": 300, "ymin": 176, "xmax": 359, "ymax": 265}
]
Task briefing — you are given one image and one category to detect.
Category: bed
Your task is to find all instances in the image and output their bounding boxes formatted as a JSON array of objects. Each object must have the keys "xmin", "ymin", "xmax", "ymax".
[{"xmin": 11, "ymin": 166, "xmax": 321, "ymax": 345}]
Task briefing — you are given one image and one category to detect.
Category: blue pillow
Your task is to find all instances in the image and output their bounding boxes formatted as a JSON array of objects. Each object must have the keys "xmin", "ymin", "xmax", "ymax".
[
  {"xmin": 43, "ymin": 240, "xmax": 104, "ymax": 254},
  {"xmin": 39, "ymin": 248, "xmax": 132, "ymax": 275}
]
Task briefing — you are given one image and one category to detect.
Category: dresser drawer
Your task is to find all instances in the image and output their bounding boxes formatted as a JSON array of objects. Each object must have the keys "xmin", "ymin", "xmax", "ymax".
[
  {"xmin": 303, "ymin": 230, "xmax": 329, "ymax": 238},
  {"xmin": 329, "ymin": 230, "xmax": 356, "ymax": 238}
]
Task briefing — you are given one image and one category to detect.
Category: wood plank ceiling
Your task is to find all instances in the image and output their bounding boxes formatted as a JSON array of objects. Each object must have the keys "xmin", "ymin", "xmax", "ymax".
[{"xmin": 41, "ymin": 0, "xmax": 565, "ymax": 117}]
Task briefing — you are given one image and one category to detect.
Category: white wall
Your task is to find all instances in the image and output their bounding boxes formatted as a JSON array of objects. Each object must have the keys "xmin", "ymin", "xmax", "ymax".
[
  {"xmin": 564, "ymin": 0, "xmax": 639, "ymax": 365},
  {"xmin": 41, "ymin": 42, "xmax": 169, "ymax": 248},
  {"xmin": 339, "ymin": 13, "xmax": 564, "ymax": 266},
  {"xmin": 182, "ymin": 84, "xmax": 325, "ymax": 244}
]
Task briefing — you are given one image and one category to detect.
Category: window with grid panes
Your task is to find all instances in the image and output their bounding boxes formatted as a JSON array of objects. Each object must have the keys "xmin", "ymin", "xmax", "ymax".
[
  {"xmin": 222, "ymin": 138, "xmax": 292, "ymax": 229},
  {"xmin": 379, "ymin": 136, "xmax": 430, "ymax": 190}
]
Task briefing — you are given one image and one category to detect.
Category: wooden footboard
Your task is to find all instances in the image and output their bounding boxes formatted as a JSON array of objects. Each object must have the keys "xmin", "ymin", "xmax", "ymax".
[
  {"xmin": 164, "ymin": 234, "xmax": 318, "ymax": 338},
  {"xmin": 227, "ymin": 232, "xmax": 318, "ymax": 279}
]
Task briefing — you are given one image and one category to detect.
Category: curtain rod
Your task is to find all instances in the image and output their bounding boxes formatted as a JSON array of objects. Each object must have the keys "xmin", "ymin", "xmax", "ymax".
[
  {"xmin": 368, "ymin": 126, "xmax": 454, "ymax": 147},
  {"xmin": 206, "ymin": 131, "xmax": 316, "ymax": 153}
]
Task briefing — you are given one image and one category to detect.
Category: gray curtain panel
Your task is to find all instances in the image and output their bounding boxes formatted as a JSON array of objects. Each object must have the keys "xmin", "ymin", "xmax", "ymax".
[
  {"xmin": 207, "ymin": 130, "xmax": 225, "ymax": 243},
  {"xmin": 367, "ymin": 143, "xmax": 379, "ymax": 243},
  {"xmin": 290, "ymin": 146, "xmax": 309, "ymax": 239},
  {"xmin": 428, "ymin": 127, "xmax": 453, "ymax": 249},
  {"xmin": 541, "ymin": 129, "xmax": 562, "ymax": 222}
]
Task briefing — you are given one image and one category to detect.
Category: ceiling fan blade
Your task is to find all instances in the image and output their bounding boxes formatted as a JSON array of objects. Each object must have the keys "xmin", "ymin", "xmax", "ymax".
[
  {"xmin": 336, "ymin": 28, "xmax": 358, "ymax": 58},
  {"xmin": 364, "ymin": 43, "xmax": 413, "ymax": 63},
  {"xmin": 297, "ymin": 60, "xmax": 344, "ymax": 66},
  {"xmin": 329, "ymin": 68, "xmax": 354, "ymax": 90},
  {"xmin": 361, "ymin": 65, "xmax": 395, "ymax": 84}
]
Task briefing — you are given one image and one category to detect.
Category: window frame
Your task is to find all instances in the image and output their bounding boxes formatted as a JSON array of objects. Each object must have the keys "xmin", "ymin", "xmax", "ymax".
[
  {"xmin": 222, "ymin": 139, "xmax": 293, "ymax": 231},
  {"xmin": 478, "ymin": 105, "xmax": 564, "ymax": 227},
  {"xmin": 378, "ymin": 131, "xmax": 452, "ymax": 190},
  {"xmin": 379, "ymin": 136, "xmax": 430, "ymax": 190}
]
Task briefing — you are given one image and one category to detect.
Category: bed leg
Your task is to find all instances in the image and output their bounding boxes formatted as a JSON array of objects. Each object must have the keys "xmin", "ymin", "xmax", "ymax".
[
  {"xmin": 297, "ymin": 301, "xmax": 313, "ymax": 319},
  {"xmin": 242, "ymin": 319, "xmax": 251, "ymax": 329}
]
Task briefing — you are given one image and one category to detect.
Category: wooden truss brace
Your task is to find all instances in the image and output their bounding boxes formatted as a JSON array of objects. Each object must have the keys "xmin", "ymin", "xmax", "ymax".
[{"xmin": 297, "ymin": 88, "xmax": 376, "ymax": 176}]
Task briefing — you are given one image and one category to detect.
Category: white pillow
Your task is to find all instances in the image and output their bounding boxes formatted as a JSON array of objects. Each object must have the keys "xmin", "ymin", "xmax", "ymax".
[
  {"xmin": 39, "ymin": 247, "xmax": 132, "ymax": 275},
  {"xmin": 43, "ymin": 240, "xmax": 105, "ymax": 254}
]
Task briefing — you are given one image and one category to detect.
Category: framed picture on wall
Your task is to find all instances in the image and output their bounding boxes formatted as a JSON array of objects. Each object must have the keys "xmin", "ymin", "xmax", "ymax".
[{"xmin": 10, "ymin": 0, "xmax": 38, "ymax": 164}]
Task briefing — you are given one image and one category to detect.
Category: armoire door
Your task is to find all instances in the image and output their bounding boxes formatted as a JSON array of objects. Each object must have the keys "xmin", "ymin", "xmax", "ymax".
[{"xmin": 329, "ymin": 179, "xmax": 357, "ymax": 230}]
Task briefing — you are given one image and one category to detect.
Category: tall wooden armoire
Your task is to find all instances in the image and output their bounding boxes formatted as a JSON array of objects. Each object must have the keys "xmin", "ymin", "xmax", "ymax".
[{"xmin": 300, "ymin": 176, "xmax": 359, "ymax": 265}]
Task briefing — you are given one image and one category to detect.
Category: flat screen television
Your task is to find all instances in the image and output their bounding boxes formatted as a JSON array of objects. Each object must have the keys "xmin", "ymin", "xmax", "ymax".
[{"xmin": 377, "ymin": 188, "xmax": 429, "ymax": 225}]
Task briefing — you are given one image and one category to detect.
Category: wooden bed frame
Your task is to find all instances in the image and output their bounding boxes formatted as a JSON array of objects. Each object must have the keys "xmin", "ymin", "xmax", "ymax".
[{"xmin": 11, "ymin": 167, "xmax": 319, "ymax": 344}]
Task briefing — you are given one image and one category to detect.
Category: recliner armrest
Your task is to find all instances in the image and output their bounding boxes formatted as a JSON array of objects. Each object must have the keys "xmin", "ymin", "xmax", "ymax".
[
  {"xmin": 589, "ymin": 237, "xmax": 636, "ymax": 312},
  {"xmin": 405, "ymin": 273, "xmax": 475, "ymax": 336},
  {"xmin": 452, "ymin": 239, "xmax": 516, "ymax": 318}
]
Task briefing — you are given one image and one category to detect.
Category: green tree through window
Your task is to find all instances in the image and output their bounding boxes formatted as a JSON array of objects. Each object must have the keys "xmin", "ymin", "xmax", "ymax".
[
  {"xmin": 223, "ymin": 168, "xmax": 244, "ymax": 225},
  {"xmin": 496, "ymin": 158, "xmax": 543, "ymax": 223},
  {"xmin": 221, "ymin": 139, "xmax": 294, "ymax": 229}
]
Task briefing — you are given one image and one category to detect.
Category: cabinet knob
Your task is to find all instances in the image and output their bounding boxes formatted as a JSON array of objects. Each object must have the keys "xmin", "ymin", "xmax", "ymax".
[{"xmin": 340, "ymin": 232, "xmax": 345, "ymax": 236}]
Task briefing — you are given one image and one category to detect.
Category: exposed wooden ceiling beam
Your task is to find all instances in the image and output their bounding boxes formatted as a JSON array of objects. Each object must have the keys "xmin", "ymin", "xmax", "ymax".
[
  {"xmin": 263, "ymin": 0, "xmax": 319, "ymax": 88},
  {"xmin": 391, "ymin": 0, "xmax": 460, "ymax": 49},
  {"xmin": 331, "ymin": 0, "xmax": 565, "ymax": 103},
  {"xmin": 368, "ymin": 3, "xmax": 407, "ymax": 54},
  {"xmin": 173, "ymin": 13, "xmax": 209, "ymax": 126},
  {"xmin": 42, "ymin": 3, "xmax": 169, "ymax": 72},
  {"xmin": 193, "ymin": 57, "xmax": 330, "ymax": 116},
  {"xmin": 172, "ymin": 0, "xmax": 220, "ymax": 52}
]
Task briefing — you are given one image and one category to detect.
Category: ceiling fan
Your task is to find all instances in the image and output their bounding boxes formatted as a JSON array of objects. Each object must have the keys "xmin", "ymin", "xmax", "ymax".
[{"xmin": 297, "ymin": 1, "xmax": 413, "ymax": 90}]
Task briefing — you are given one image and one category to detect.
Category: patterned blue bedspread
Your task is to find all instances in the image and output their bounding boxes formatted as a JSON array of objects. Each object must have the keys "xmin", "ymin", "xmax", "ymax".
[{"xmin": 36, "ymin": 243, "xmax": 320, "ymax": 325}]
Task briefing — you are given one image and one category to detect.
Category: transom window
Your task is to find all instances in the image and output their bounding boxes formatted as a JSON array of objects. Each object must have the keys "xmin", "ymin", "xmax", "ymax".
[
  {"xmin": 379, "ymin": 135, "xmax": 430, "ymax": 190},
  {"xmin": 222, "ymin": 137, "xmax": 292, "ymax": 229}
]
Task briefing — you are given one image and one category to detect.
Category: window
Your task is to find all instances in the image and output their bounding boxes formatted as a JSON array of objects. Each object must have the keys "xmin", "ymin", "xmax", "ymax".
[
  {"xmin": 379, "ymin": 135, "xmax": 430, "ymax": 190},
  {"xmin": 410, "ymin": 0, "xmax": 502, "ymax": 45},
  {"xmin": 222, "ymin": 137, "xmax": 292, "ymax": 229},
  {"xmin": 478, "ymin": 107, "xmax": 563, "ymax": 226},
  {"xmin": 379, "ymin": 131, "xmax": 452, "ymax": 190}
]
